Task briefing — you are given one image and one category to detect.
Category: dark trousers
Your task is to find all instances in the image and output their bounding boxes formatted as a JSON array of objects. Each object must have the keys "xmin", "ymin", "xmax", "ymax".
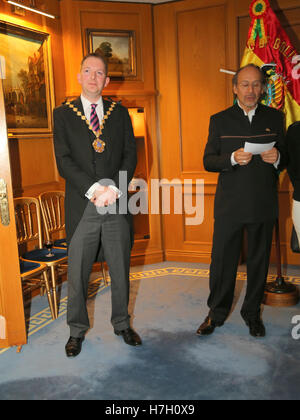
[
  {"xmin": 67, "ymin": 201, "xmax": 132, "ymax": 338},
  {"xmin": 208, "ymin": 218, "xmax": 275, "ymax": 323}
]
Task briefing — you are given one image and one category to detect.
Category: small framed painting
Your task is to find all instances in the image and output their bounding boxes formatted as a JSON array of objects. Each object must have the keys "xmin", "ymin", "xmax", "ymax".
[{"xmin": 87, "ymin": 29, "xmax": 137, "ymax": 78}]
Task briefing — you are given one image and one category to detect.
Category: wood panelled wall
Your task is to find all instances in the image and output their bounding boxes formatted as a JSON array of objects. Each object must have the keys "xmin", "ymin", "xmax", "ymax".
[
  {"xmin": 154, "ymin": 0, "xmax": 300, "ymax": 266},
  {"xmin": 60, "ymin": 0, "xmax": 155, "ymax": 98},
  {"xmin": 1, "ymin": 0, "xmax": 300, "ymax": 268},
  {"xmin": 0, "ymin": 0, "xmax": 163, "ymax": 265}
]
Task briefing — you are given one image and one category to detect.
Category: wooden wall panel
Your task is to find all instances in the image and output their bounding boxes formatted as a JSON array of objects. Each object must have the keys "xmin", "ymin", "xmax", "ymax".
[
  {"xmin": 155, "ymin": 0, "xmax": 229, "ymax": 263},
  {"xmin": 60, "ymin": 0, "xmax": 155, "ymax": 98},
  {"xmin": 9, "ymin": 136, "xmax": 60, "ymax": 197},
  {"xmin": 155, "ymin": 0, "xmax": 300, "ymax": 266},
  {"xmin": 177, "ymin": 5, "xmax": 227, "ymax": 173}
]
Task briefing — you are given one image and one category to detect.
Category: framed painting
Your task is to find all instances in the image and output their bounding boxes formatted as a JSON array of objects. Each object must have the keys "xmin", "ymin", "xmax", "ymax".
[
  {"xmin": 86, "ymin": 29, "xmax": 137, "ymax": 78},
  {"xmin": 0, "ymin": 21, "xmax": 54, "ymax": 136}
]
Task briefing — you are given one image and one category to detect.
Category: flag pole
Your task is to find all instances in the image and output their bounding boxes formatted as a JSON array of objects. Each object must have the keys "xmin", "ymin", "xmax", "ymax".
[{"xmin": 264, "ymin": 219, "xmax": 299, "ymax": 306}]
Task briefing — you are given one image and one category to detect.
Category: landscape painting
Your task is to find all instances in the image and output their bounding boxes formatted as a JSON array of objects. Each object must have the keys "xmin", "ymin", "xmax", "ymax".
[
  {"xmin": 87, "ymin": 29, "xmax": 136, "ymax": 78},
  {"xmin": 0, "ymin": 22, "xmax": 53, "ymax": 134}
]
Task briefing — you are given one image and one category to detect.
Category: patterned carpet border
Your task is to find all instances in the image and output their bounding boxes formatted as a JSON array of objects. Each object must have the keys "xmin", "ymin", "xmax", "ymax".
[{"xmin": 1, "ymin": 267, "xmax": 299, "ymax": 355}]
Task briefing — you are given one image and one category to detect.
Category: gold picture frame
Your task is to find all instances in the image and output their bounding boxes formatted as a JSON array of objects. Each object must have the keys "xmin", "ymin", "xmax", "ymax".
[
  {"xmin": 86, "ymin": 29, "xmax": 137, "ymax": 79},
  {"xmin": 0, "ymin": 21, "xmax": 55, "ymax": 136}
]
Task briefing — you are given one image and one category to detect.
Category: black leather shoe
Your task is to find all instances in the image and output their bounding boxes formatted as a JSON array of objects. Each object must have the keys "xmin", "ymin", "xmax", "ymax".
[
  {"xmin": 196, "ymin": 316, "xmax": 223, "ymax": 336},
  {"xmin": 114, "ymin": 327, "xmax": 142, "ymax": 346},
  {"xmin": 245, "ymin": 319, "xmax": 266, "ymax": 338},
  {"xmin": 65, "ymin": 336, "xmax": 84, "ymax": 358}
]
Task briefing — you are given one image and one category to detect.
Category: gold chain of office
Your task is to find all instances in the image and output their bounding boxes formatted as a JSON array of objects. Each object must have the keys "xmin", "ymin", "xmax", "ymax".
[{"xmin": 65, "ymin": 101, "xmax": 117, "ymax": 153}]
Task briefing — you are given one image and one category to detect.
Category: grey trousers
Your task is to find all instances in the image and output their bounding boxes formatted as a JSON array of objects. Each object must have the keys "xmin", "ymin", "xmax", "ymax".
[{"xmin": 67, "ymin": 201, "xmax": 132, "ymax": 338}]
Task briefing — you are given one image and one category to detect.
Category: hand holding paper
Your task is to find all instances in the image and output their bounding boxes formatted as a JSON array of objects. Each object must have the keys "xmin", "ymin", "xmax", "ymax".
[
  {"xmin": 233, "ymin": 148, "xmax": 253, "ymax": 166},
  {"xmin": 260, "ymin": 147, "xmax": 279, "ymax": 165},
  {"xmin": 244, "ymin": 141, "xmax": 275, "ymax": 155},
  {"xmin": 244, "ymin": 141, "xmax": 278, "ymax": 165}
]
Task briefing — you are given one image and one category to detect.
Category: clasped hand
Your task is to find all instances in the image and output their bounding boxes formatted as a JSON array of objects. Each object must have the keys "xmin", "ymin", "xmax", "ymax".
[
  {"xmin": 90, "ymin": 185, "xmax": 117, "ymax": 207},
  {"xmin": 234, "ymin": 147, "xmax": 278, "ymax": 166}
]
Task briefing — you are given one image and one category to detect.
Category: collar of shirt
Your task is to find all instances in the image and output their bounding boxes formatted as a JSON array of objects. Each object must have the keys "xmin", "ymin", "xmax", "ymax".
[
  {"xmin": 80, "ymin": 94, "xmax": 104, "ymax": 122},
  {"xmin": 237, "ymin": 100, "xmax": 258, "ymax": 123}
]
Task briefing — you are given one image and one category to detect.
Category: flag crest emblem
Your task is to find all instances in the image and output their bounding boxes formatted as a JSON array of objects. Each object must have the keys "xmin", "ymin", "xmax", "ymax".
[{"xmin": 241, "ymin": 0, "xmax": 300, "ymax": 128}]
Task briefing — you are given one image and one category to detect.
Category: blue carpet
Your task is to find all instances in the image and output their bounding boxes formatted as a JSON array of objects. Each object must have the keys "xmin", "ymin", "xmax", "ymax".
[{"xmin": 0, "ymin": 262, "xmax": 299, "ymax": 400}]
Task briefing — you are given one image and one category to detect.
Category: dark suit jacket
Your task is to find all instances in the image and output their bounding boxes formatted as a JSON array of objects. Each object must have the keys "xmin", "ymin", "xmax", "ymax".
[
  {"xmin": 287, "ymin": 121, "xmax": 300, "ymax": 201},
  {"xmin": 203, "ymin": 103, "xmax": 287, "ymax": 223},
  {"xmin": 53, "ymin": 97, "xmax": 137, "ymax": 244}
]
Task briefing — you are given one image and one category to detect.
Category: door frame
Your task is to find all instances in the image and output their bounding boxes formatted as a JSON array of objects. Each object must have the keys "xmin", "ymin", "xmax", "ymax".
[{"xmin": 0, "ymin": 65, "xmax": 27, "ymax": 349}]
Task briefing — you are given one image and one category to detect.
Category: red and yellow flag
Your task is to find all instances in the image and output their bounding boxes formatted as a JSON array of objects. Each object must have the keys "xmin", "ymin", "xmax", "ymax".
[{"xmin": 241, "ymin": 0, "xmax": 300, "ymax": 128}]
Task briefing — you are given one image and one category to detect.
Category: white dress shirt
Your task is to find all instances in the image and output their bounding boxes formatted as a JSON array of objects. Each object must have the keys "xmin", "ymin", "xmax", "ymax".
[{"xmin": 81, "ymin": 94, "xmax": 104, "ymax": 123}]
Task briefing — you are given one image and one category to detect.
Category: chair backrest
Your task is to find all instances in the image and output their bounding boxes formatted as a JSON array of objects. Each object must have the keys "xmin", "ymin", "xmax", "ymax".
[
  {"xmin": 38, "ymin": 191, "xmax": 65, "ymax": 242},
  {"xmin": 14, "ymin": 197, "xmax": 43, "ymax": 250}
]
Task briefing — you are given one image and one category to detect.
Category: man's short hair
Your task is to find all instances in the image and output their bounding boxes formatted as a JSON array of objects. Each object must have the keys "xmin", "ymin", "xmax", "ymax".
[
  {"xmin": 80, "ymin": 52, "xmax": 108, "ymax": 76},
  {"xmin": 232, "ymin": 63, "xmax": 265, "ymax": 88}
]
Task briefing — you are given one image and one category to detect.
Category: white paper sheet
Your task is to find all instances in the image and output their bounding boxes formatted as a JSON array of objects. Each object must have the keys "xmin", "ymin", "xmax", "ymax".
[{"xmin": 244, "ymin": 141, "xmax": 275, "ymax": 155}]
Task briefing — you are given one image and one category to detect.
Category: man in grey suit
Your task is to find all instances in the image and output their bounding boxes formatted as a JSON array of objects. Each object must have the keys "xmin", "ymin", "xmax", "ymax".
[{"xmin": 53, "ymin": 53, "xmax": 141, "ymax": 357}]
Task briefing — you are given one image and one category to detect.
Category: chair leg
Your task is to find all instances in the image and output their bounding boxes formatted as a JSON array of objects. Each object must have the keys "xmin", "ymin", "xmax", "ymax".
[
  {"xmin": 40, "ymin": 285, "xmax": 45, "ymax": 296},
  {"xmin": 42, "ymin": 271, "xmax": 55, "ymax": 320},
  {"xmin": 101, "ymin": 262, "xmax": 107, "ymax": 285},
  {"xmin": 50, "ymin": 266, "xmax": 58, "ymax": 319}
]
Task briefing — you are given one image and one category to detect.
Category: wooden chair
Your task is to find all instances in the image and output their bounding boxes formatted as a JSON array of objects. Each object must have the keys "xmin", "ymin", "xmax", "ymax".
[
  {"xmin": 38, "ymin": 191, "xmax": 68, "ymax": 296},
  {"xmin": 14, "ymin": 197, "xmax": 68, "ymax": 319},
  {"xmin": 15, "ymin": 198, "xmax": 55, "ymax": 319},
  {"xmin": 19, "ymin": 260, "xmax": 54, "ymax": 318},
  {"xmin": 38, "ymin": 191, "xmax": 107, "ymax": 286},
  {"xmin": 38, "ymin": 191, "xmax": 67, "ymax": 248}
]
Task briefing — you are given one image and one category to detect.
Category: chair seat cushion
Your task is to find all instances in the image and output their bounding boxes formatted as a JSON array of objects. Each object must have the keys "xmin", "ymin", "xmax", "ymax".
[
  {"xmin": 53, "ymin": 239, "xmax": 67, "ymax": 248},
  {"xmin": 20, "ymin": 260, "xmax": 42, "ymax": 274},
  {"xmin": 22, "ymin": 248, "xmax": 67, "ymax": 262}
]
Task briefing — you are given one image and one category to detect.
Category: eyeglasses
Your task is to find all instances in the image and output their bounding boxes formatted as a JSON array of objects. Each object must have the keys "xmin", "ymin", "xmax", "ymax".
[{"xmin": 238, "ymin": 82, "xmax": 263, "ymax": 89}]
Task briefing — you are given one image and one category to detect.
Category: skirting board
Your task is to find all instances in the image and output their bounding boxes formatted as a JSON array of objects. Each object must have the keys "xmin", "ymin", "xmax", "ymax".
[{"xmin": 165, "ymin": 250, "xmax": 211, "ymax": 264}]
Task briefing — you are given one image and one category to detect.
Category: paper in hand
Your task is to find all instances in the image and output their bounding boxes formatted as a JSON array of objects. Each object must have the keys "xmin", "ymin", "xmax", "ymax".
[{"xmin": 244, "ymin": 141, "xmax": 275, "ymax": 155}]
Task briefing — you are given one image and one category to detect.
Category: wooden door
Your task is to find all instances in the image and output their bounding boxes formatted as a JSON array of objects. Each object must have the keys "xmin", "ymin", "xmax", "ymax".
[{"xmin": 0, "ymin": 72, "xmax": 27, "ymax": 349}]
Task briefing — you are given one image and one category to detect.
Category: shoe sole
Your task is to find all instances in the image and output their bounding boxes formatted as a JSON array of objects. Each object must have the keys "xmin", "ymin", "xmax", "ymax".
[{"xmin": 196, "ymin": 329, "xmax": 215, "ymax": 336}]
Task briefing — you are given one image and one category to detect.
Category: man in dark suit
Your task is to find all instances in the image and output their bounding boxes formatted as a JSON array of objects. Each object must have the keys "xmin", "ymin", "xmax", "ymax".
[
  {"xmin": 197, "ymin": 64, "xmax": 286, "ymax": 338},
  {"xmin": 53, "ymin": 53, "xmax": 141, "ymax": 357}
]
